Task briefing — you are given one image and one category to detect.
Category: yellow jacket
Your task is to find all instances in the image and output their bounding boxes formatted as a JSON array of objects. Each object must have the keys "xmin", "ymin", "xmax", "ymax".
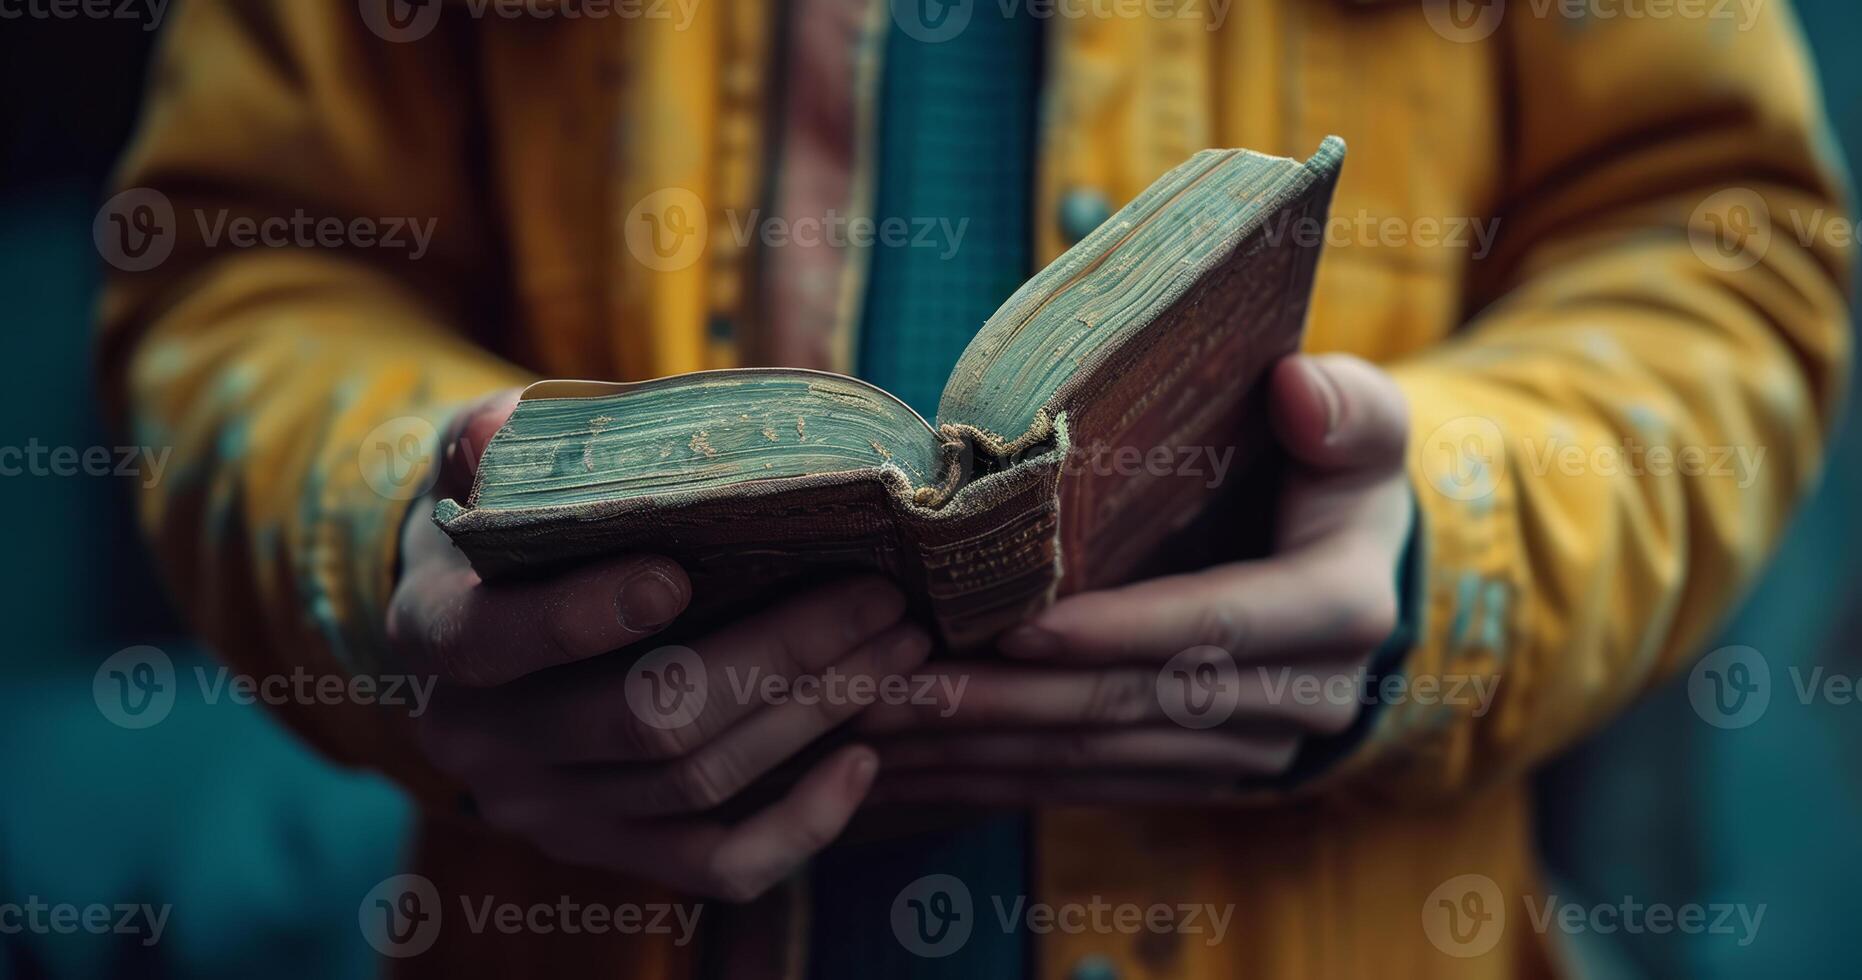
[{"xmin": 98, "ymin": 0, "xmax": 1851, "ymax": 977}]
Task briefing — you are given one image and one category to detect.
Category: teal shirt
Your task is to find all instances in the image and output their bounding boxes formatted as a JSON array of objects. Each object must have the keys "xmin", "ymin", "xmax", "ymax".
[{"xmin": 809, "ymin": 10, "xmax": 1042, "ymax": 980}]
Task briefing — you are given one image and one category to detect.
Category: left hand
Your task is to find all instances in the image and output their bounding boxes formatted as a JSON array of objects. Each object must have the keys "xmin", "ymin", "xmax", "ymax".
[{"xmin": 859, "ymin": 353, "xmax": 1414, "ymax": 806}]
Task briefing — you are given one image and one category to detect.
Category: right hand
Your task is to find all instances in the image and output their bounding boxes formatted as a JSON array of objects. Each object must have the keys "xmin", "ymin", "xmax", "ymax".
[{"xmin": 387, "ymin": 390, "xmax": 931, "ymax": 901}]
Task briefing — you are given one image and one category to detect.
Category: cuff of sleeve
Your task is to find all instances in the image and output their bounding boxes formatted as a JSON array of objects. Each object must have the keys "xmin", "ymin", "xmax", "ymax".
[
  {"xmin": 1280, "ymin": 492, "xmax": 1423, "ymax": 786},
  {"xmin": 303, "ymin": 362, "xmax": 531, "ymax": 677},
  {"xmin": 304, "ymin": 398, "xmax": 451, "ymax": 677},
  {"xmin": 1292, "ymin": 367, "xmax": 1526, "ymax": 797}
]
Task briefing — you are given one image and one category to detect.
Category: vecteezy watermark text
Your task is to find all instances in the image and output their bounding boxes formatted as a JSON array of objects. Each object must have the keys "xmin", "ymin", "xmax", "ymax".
[
  {"xmin": 1423, "ymin": 874, "xmax": 1765, "ymax": 958},
  {"xmin": 0, "ymin": 441, "xmax": 170, "ymax": 489},
  {"xmin": 889, "ymin": 0, "xmax": 1236, "ymax": 44},
  {"xmin": 95, "ymin": 188, "xmax": 438, "ymax": 272},
  {"xmin": 890, "ymin": 874, "xmax": 1234, "ymax": 958},
  {"xmin": 1520, "ymin": 436, "xmax": 1765, "ymax": 490},
  {"xmin": 0, "ymin": 898, "xmax": 170, "ymax": 947},
  {"xmin": 360, "ymin": 0, "xmax": 701, "ymax": 42},
  {"xmin": 359, "ymin": 875, "xmax": 701, "ymax": 958},
  {"xmin": 1257, "ymin": 667, "xmax": 1500, "ymax": 718},
  {"xmin": 724, "ymin": 665, "xmax": 966, "ymax": 718},
  {"xmin": 1425, "ymin": 0, "xmax": 1768, "ymax": 44},
  {"xmin": 622, "ymin": 188, "xmax": 970, "ymax": 271},
  {"xmin": 622, "ymin": 646, "xmax": 965, "ymax": 731},
  {"xmin": 0, "ymin": 0, "xmax": 165, "ymax": 29},
  {"xmin": 1261, "ymin": 209, "xmax": 1501, "ymax": 260},
  {"xmin": 1060, "ymin": 441, "xmax": 1237, "ymax": 490},
  {"xmin": 93, "ymin": 646, "xmax": 437, "ymax": 730},
  {"xmin": 1688, "ymin": 645, "xmax": 1862, "ymax": 729}
]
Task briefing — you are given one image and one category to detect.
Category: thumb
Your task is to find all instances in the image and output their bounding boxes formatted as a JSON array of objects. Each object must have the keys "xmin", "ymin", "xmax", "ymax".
[
  {"xmin": 435, "ymin": 387, "xmax": 523, "ymax": 500},
  {"xmin": 1270, "ymin": 354, "xmax": 1408, "ymax": 472}
]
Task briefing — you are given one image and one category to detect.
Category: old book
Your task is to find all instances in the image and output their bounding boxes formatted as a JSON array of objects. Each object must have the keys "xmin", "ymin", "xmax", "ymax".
[{"xmin": 437, "ymin": 139, "xmax": 1344, "ymax": 650}]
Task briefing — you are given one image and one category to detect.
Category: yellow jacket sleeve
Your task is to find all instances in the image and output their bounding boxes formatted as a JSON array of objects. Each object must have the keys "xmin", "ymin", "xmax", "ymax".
[
  {"xmin": 1349, "ymin": 8, "xmax": 1853, "ymax": 799},
  {"xmin": 95, "ymin": 1, "xmax": 530, "ymax": 792}
]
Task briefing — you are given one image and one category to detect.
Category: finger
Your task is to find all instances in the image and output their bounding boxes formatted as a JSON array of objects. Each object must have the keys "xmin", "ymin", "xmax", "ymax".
[
  {"xmin": 998, "ymin": 556, "xmax": 1395, "ymax": 665},
  {"xmin": 622, "ymin": 576, "xmax": 908, "ymax": 758},
  {"xmin": 493, "ymin": 746, "xmax": 878, "ymax": 902},
  {"xmin": 391, "ymin": 553, "xmax": 692, "ymax": 687},
  {"xmin": 425, "ymin": 577, "xmax": 912, "ymax": 764},
  {"xmin": 854, "ymin": 662, "xmax": 1156, "ymax": 732},
  {"xmin": 875, "ymin": 730, "xmax": 1299, "ymax": 775},
  {"xmin": 1270, "ymin": 353, "xmax": 1408, "ymax": 472},
  {"xmin": 868, "ymin": 771, "xmax": 1243, "ymax": 808},
  {"xmin": 446, "ymin": 623, "xmax": 929, "ymax": 812},
  {"xmin": 853, "ymin": 661, "xmax": 1360, "ymax": 734},
  {"xmin": 616, "ymin": 624, "xmax": 929, "ymax": 813},
  {"xmin": 696, "ymin": 745, "xmax": 879, "ymax": 901},
  {"xmin": 435, "ymin": 388, "xmax": 523, "ymax": 500}
]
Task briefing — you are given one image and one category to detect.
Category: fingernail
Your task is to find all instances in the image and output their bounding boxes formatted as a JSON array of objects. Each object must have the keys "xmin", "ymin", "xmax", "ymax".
[
  {"xmin": 897, "ymin": 627, "xmax": 931, "ymax": 656},
  {"xmin": 1000, "ymin": 625, "xmax": 1063, "ymax": 659},
  {"xmin": 889, "ymin": 627, "xmax": 933, "ymax": 664},
  {"xmin": 848, "ymin": 749, "xmax": 879, "ymax": 791},
  {"xmin": 1307, "ymin": 360, "xmax": 1343, "ymax": 444},
  {"xmin": 439, "ymin": 433, "xmax": 473, "ymax": 494},
  {"xmin": 618, "ymin": 568, "xmax": 684, "ymax": 632}
]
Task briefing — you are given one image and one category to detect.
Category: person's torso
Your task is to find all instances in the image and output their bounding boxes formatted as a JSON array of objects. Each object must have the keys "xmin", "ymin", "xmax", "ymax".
[{"xmin": 404, "ymin": 4, "xmax": 1547, "ymax": 978}]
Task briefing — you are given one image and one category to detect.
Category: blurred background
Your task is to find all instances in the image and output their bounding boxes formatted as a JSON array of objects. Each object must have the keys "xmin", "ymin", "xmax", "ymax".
[{"xmin": 2, "ymin": 4, "xmax": 1858, "ymax": 978}]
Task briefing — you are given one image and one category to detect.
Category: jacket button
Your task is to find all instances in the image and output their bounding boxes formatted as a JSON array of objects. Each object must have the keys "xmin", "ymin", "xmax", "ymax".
[
  {"xmin": 1069, "ymin": 954, "xmax": 1119, "ymax": 980},
  {"xmin": 1059, "ymin": 189, "xmax": 1113, "ymax": 244}
]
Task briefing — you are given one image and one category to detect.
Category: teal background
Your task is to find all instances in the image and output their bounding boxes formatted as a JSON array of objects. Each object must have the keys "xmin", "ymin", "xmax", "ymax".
[
  {"xmin": 0, "ymin": 20, "xmax": 409, "ymax": 980},
  {"xmin": 2, "ymin": 5, "xmax": 1860, "ymax": 977}
]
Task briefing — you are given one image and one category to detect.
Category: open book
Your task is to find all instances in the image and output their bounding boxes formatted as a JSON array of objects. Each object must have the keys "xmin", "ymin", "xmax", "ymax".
[{"xmin": 437, "ymin": 139, "xmax": 1344, "ymax": 650}]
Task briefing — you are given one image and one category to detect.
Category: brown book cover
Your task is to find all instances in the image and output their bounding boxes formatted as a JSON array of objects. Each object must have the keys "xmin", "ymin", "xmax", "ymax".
[{"xmin": 436, "ymin": 139, "xmax": 1344, "ymax": 650}]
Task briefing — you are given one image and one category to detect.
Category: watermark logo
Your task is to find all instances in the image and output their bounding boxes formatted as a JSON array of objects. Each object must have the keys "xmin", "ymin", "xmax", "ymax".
[
  {"xmin": 360, "ymin": 874, "xmax": 444, "ymax": 957},
  {"xmin": 889, "ymin": 0, "xmax": 1232, "ymax": 39},
  {"xmin": 94, "ymin": 652, "xmax": 439, "ymax": 729},
  {"xmin": 1157, "ymin": 646, "xmax": 1240, "ymax": 729},
  {"xmin": 362, "ymin": 0, "xmax": 700, "ymax": 39},
  {"xmin": 1691, "ymin": 188, "xmax": 1772, "ymax": 273},
  {"xmin": 92, "ymin": 646, "xmax": 176, "ymax": 730},
  {"xmin": 1425, "ymin": 0, "xmax": 1506, "ymax": 42},
  {"xmin": 359, "ymin": 876, "xmax": 701, "ymax": 954},
  {"xmin": 95, "ymin": 188, "xmax": 439, "ymax": 270},
  {"xmin": 359, "ymin": 416, "xmax": 441, "ymax": 501},
  {"xmin": 625, "ymin": 188, "xmax": 709, "ymax": 272},
  {"xmin": 889, "ymin": 0, "xmax": 973, "ymax": 42},
  {"xmin": 94, "ymin": 187, "xmax": 176, "ymax": 273},
  {"xmin": 1423, "ymin": 874, "xmax": 1507, "ymax": 958},
  {"xmin": 1258, "ymin": 668, "xmax": 1500, "ymax": 718},
  {"xmin": 1688, "ymin": 645, "xmax": 1770, "ymax": 729},
  {"xmin": 1425, "ymin": 875, "xmax": 1767, "ymax": 955},
  {"xmin": 1426, "ymin": 0, "xmax": 1766, "ymax": 41},
  {"xmin": 622, "ymin": 191, "xmax": 973, "ymax": 270},
  {"xmin": 1421, "ymin": 416, "xmax": 1506, "ymax": 502},
  {"xmin": 626, "ymin": 645, "xmax": 709, "ymax": 730},
  {"xmin": 1258, "ymin": 208, "xmax": 1502, "ymax": 259},
  {"xmin": 724, "ymin": 664, "xmax": 966, "ymax": 717},
  {"xmin": 359, "ymin": 0, "xmax": 443, "ymax": 42},
  {"xmin": 890, "ymin": 876, "xmax": 1234, "ymax": 959},
  {"xmin": 891, "ymin": 874, "xmax": 975, "ymax": 958}
]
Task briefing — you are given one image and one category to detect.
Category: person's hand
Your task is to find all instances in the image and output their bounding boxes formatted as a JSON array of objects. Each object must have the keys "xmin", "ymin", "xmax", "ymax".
[
  {"xmin": 388, "ymin": 390, "xmax": 932, "ymax": 900},
  {"xmin": 859, "ymin": 354, "xmax": 1413, "ymax": 805}
]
